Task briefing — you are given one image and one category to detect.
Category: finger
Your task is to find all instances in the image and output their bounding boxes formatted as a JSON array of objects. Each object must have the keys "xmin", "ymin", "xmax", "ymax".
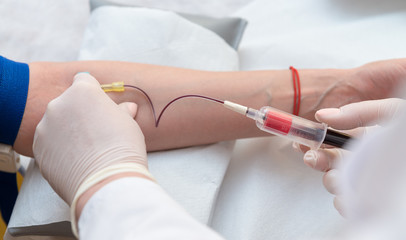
[
  {"xmin": 295, "ymin": 142, "xmax": 340, "ymax": 152},
  {"xmin": 118, "ymin": 102, "xmax": 138, "ymax": 118},
  {"xmin": 304, "ymin": 148, "xmax": 343, "ymax": 172},
  {"xmin": 326, "ymin": 125, "xmax": 381, "ymax": 146},
  {"xmin": 46, "ymin": 72, "xmax": 104, "ymax": 113},
  {"xmin": 323, "ymin": 169, "xmax": 341, "ymax": 195},
  {"xmin": 333, "ymin": 196, "xmax": 346, "ymax": 217},
  {"xmin": 330, "ymin": 126, "xmax": 369, "ymax": 137},
  {"xmin": 73, "ymin": 72, "xmax": 100, "ymax": 88},
  {"xmin": 315, "ymin": 99, "xmax": 405, "ymax": 130},
  {"xmin": 32, "ymin": 117, "xmax": 47, "ymax": 158},
  {"xmin": 292, "ymin": 142, "xmax": 310, "ymax": 153}
]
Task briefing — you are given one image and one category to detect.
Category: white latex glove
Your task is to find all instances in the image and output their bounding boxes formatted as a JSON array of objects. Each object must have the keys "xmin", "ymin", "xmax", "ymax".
[
  {"xmin": 294, "ymin": 98, "xmax": 405, "ymax": 215},
  {"xmin": 33, "ymin": 73, "xmax": 154, "ymax": 234}
]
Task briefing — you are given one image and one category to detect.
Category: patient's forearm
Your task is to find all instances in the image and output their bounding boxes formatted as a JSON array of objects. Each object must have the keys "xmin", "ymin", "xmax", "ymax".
[{"xmin": 14, "ymin": 60, "xmax": 370, "ymax": 156}]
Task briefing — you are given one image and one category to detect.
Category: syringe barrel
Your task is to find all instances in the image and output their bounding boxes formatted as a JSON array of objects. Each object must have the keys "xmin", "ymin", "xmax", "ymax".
[{"xmin": 254, "ymin": 106, "xmax": 327, "ymax": 149}]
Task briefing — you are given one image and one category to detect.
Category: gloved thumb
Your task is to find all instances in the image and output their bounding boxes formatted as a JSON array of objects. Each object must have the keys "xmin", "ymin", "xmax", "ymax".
[
  {"xmin": 315, "ymin": 98, "xmax": 405, "ymax": 130},
  {"xmin": 118, "ymin": 102, "xmax": 138, "ymax": 118},
  {"xmin": 73, "ymin": 72, "xmax": 100, "ymax": 87}
]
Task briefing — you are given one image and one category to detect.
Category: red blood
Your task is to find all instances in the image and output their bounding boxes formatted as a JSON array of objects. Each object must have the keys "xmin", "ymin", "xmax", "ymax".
[{"xmin": 264, "ymin": 111, "xmax": 292, "ymax": 135}]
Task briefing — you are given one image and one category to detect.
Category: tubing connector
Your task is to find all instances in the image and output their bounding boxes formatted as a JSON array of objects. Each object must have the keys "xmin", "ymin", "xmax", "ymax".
[
  {"xmin": 223, "ymin": 101, "xmax": 248, "ymax": 115},
  {"xmin": 101, "ymin": 82, "xmax": 125, "ymax": 92}
]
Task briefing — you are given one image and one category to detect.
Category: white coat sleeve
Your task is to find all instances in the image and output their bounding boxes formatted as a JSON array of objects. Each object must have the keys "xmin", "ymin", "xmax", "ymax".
[{"xmin": 77, "ymin": 177, "xmax": 225, "ymax": 240}]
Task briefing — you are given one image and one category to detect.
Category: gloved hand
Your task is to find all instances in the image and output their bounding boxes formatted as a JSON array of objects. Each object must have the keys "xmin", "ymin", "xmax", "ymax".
[
  {"xmin": 295, "ymin": 98, "xmax": 405, "ymax": 215},
  {"xmin": 33, "ymin": 73, "xmax": 154, "ymax": 234}
]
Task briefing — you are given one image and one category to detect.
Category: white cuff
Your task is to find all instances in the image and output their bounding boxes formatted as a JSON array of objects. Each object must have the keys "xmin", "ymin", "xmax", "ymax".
[{"xmin": 78, "ymin": 177, "xmax": 225, "ymax": 240}]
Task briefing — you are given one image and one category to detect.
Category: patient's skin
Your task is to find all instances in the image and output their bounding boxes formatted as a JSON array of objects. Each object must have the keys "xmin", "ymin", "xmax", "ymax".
[{"xmin": 15, "ymin": 59, "xmax": 406, "ymax": 157}]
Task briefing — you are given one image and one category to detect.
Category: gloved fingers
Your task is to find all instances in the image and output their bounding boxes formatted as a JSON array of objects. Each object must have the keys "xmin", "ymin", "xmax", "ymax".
[
  {"xmin": 61, "ymin": 72, "xmax": 106, "ymax": 100},
  {"xmin": 323, "ymin": 169, "xmax": 341, "ymax": 195},
  {"xmin": 293, "ymin": 141, "xmax": 346, "ymax": 153},
  {"xmin": 32, "ymin": 72, "xmax": 150, "ymax": 207},
  {"xmin": 73, "ymin": 72, "xmax": 100, "ymax": 88},
  {"xmin": 33, "ymin": 117, "xmax": 46, "ymax": 158},
  {"xmin": 118, "ymin": 102, "xmax": 138, "ymax": 118},
  {"xmin": 303, "ymin": 148, "xmax": 345, "ymax": 172},
  {"xmin": 315, "ymin": 98, "xmax": 405, "ymax": 130},
  {"xmin": 44, "ymin": 72, "xmax": 105, "ymax": 113},
  {"xmin": 333, "ymin": 196, "xmax": 345, "ymax": 217},
  {"xmin": 293, "ymin": 125, "xmax": 379, "ymax": 156},
  {"xmin": 292, "ymin": 142, "xmax": 310, "ymax": 153},
  {"xmin": 330, "ymin": 125, "xmax": 381, "ymax": 143}
]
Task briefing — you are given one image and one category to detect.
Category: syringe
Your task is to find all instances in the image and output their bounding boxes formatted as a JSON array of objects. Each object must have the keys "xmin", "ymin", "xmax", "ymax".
[{"xmin": 223, "ymin": 101, "xmax": 351, "ymax": 149}]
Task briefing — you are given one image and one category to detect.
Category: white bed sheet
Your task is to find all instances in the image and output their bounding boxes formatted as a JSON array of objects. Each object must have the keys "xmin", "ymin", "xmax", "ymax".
[
  {"xmin": 90, "ymin": 0, "xmax": 252, "ymax": 17},
  {"xmin": 0, "ymin": 0, "xmax": 89, "ymax": 62},
  {"xmin": 2, "ymin": 0, "xmax": 406, "ymax": 239},
  {"xmin": 211, "ymin": 1, "xmax": 406, "ymax": 239},
  {"xmin": 235, "ymin": 0, "xmax": 406, "ymax": 70}
]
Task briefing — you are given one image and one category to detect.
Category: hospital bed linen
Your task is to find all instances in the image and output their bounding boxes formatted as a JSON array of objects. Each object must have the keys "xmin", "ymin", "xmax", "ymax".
[
  {"xmin": 90, "ymin": 0, "xmax": 252, "ymax": 18},
  {"xmin": 79, "ymin": 7, "xmax": 239, "ymax": 71},
  {"xmin": 4, "ymin": 0, "xmax": 406, "ymax": 239},
  {"xmin": 0, "ymin": 0, "xmax": 88, "ymax": 62},
  {"xmin": 210, "ymin": 1, "xmax": 406, "ymax": 239}
]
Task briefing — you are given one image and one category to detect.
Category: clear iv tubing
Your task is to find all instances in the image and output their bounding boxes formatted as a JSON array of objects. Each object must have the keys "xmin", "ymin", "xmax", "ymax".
[{"xmin": 107, "ymin": 83, "xmax": 350, "ymax": 149}]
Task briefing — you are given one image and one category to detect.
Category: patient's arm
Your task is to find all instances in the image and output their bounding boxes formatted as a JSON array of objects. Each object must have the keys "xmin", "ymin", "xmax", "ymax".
[{"xmin": 15, "ymin": 59, "xmax": 406, "ymax": 157}]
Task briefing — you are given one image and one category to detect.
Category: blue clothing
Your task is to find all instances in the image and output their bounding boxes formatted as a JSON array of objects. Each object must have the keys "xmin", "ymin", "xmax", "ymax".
[
  {"xmin": 0, "ymin": 172, "xmax": 17, "ymax": 224},
  {"xmin": 0, "ymin": 56, "xmax": 29, "ymax": 145},
  {"xmin": 0, "ymin": 56, "xmax": 28, "ymax": 224}
]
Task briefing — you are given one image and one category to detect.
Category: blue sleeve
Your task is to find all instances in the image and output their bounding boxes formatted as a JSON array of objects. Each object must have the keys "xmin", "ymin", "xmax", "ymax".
[
  {"xmin": 0, "ymin": 172, "xmax": 17, "ymax": 224},
  {"xmin": 0, "ymin": 56, "xmax": 29, "ymax": 146}
]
